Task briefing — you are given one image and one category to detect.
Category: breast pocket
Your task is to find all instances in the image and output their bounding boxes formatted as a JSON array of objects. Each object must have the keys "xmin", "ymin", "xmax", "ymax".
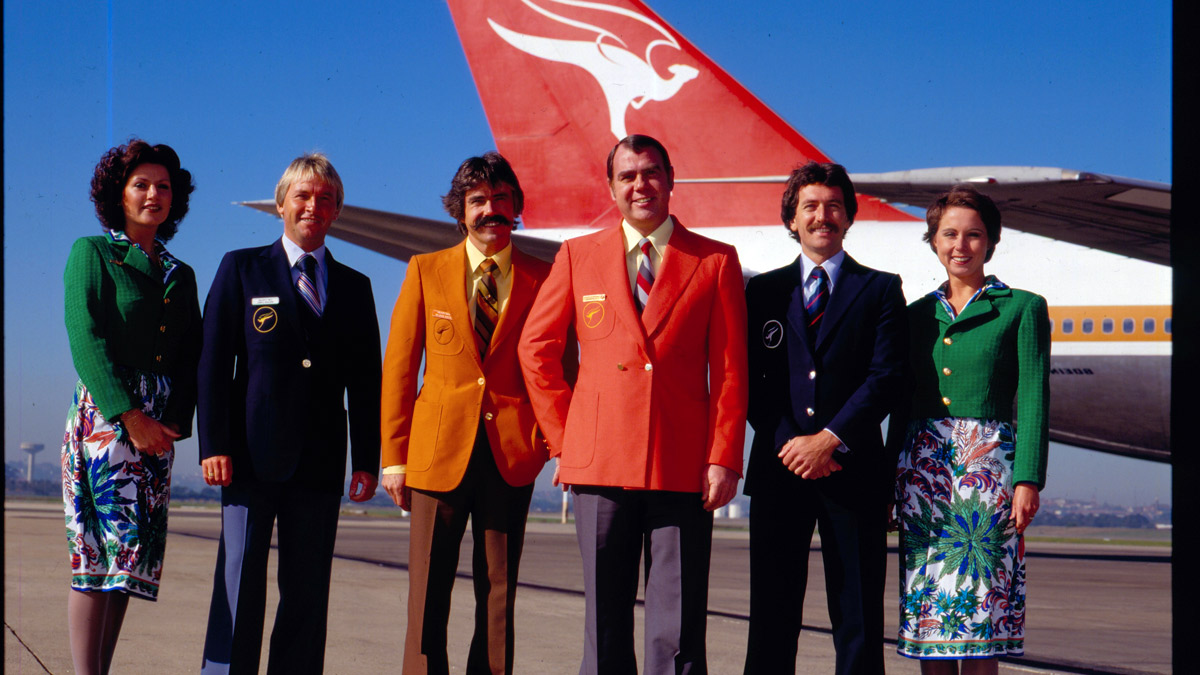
[
  {"xmin": 577, "ymin": 300, "xmax": 615, "ymax": 340},
  {"xmin": 247, "ymin": 304, "xmax": 284, "ymax": 342},
  {"xmin": 427, "ymin": 317, "xmax": 465, "ymax": 355}
]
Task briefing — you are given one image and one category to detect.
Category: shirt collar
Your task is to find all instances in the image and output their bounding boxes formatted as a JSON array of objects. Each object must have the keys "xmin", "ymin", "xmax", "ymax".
[
  {"xmin": 106, "ymin": 228, "xmax": 181, "ymax": 281},
  {"xmin": 930, "ymin": 275, "xmax": 1008, "ymax": 318},
  {"xmin": 465, "ymin": 239, "xmax": 512, "ymax": 277},
  {"xmin": 798, "ymin": 248, "xmax": 846, "ymax": 288},
  {"xmin": 281, "ymin": 235, "xmax": 327, "ymax": 270},
  {"xmin": 622, "ymin": 215, "xmax": 674, "ymax": 255}
]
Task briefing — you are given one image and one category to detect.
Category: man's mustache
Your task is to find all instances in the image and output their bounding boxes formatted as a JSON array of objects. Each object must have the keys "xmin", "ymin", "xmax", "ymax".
[{"xmin": 471, "ymin": 214, "xmax": 514, "ymax": 230}]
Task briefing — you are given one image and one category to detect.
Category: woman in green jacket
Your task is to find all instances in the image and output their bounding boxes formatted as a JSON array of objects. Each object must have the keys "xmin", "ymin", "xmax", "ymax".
[
  {"xmin": 891, "ymin": 186, "xmax": 1050, "ymax": 674},
  {"xmin": 62, "ymin": 140, "xmax": 200, "ymax": 674}
]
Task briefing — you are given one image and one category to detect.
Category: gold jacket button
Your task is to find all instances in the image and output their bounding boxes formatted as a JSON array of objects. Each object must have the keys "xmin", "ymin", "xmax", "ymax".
[
  {"xmin": 484, "ymin": 412, "xmax": 495, "ymax": 421},
  {"xmin": 155, "ymin": 355, "xmax": 162, "ymax": 362},
  {"xmin": 302, "ymin": 359, "xmax": 312, "ymax": 368},
  {"xmin": 943, "ymin": 337, "xmax": 953, "ymax": 345},
  {"xmin": 477, "ymin": 377, "xmax": 486, "ymax": 386},
  {"xmin": 806, "ymin": 407, "xmax": 815, "ymax": 417},
  {"xmin": 617, "ymin": 363, "xmax": 626, "ymax": 371},
  {"xmin": 644, "ymin": 363, "xmax": 653, "ymax": 371},
  {"xmin": 160, "ymin": 325, "xmax": 167, "ymax": 333},
  {"xmin": 808, "ymin": 370, "xmax": 817, "ymax": 380},
  {"xmin": 942, "ymin": 396, "xmax": 952, "ymax": 406},
  {"xmin": 942, "ymin": 367, "xmax": 952, "ymax": 376}
]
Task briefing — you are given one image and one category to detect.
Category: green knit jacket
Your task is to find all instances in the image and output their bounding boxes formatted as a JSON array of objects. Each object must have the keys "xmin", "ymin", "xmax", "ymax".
[
  {"xmin": 63, "ymin": 234, "xmax": 202, "ymax": 436},
  {"xmin": 893, "ymin": 286, "xmax": 1050, "ymax": 488}
]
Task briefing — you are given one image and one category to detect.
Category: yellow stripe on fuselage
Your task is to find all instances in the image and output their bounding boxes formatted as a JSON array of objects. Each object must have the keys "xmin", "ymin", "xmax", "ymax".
[{"xmin": 1048, "ymin": 305, "xmax": 1171, "ymax": 342}]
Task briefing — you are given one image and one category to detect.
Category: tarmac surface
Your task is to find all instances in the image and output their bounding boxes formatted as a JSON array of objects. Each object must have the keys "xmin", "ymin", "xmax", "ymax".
[{"xmin": 5, "ymin": 500, "xmax": 1170, "ymax": 674}]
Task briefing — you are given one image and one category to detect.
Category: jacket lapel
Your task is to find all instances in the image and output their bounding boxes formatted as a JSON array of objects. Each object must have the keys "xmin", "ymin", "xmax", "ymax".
[
  {"xmin": 953, "ymin": 286, "xmax": 1008, "ymax": 327},
  {"xmin": 785, "ymin": 258, "xmax": 814, "ymax": 355},
  {"xmin": 321, "ymin": 248, "xmax": 347, "ymax": 324},
  {"xmin": 814, "ymin": 254, "xmax": 869, "ymax": 351},
  {"xmin": 597, "ymin": 227, "xmax": 645, "ymax": 339},
  {"xmin": 265, "ymin": 240, "xmax": 306, "ymax": 339},
  {"xmin": 641, "ymin": 223, "xmax": 700, "ymax": 339},
  {"xmin": 489, "ymin": 247, "xmax": 535, "ymax": 354},
  {"xmin": 115, "ymin": 239, "xmax": 162, "ymax": 285},
  {"xmin": 434, "ymin": 245, "xmax": 481, "ymax": 368}
]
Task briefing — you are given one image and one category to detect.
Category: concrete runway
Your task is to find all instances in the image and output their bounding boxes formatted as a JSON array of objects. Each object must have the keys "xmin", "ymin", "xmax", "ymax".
[{"xmin": 6, "ymin": 501, "xmax": 1169, "ymax": 674}]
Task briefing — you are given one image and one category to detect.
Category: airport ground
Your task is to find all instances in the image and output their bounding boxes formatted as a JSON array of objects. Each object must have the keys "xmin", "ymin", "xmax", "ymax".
[{"xmin": 5, "ymin": 500, "xmax": 1169, "ymax": 674}]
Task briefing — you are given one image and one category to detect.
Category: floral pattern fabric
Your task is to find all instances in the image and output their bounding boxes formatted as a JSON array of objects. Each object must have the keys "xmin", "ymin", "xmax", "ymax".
[
  {"xmin": 62, "ymin": 372, "xmax": 174, "ymax": 599},
  {"xmin": 895, "ymin": 417, "xmax": 1025, "ymax": 659}
]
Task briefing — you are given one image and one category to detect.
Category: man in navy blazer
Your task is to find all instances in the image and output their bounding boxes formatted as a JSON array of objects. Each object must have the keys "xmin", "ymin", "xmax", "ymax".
[
  {"xmin": 198, "ymin": 153, "xmax": 381, "ymax": 674},
  {"xmin": 743, "ymin": 162, "xmax": 906, "ymax": 675}
]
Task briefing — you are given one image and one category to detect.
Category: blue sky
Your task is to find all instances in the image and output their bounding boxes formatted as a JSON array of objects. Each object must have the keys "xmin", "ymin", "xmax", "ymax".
[{"xmin": 3, "ymin": 1, "xmax": 1171, "ymax": 504}]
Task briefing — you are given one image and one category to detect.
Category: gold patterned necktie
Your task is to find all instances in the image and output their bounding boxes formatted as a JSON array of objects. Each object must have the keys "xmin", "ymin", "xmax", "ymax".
[{"xmin": 474, "ymin": 258, "xmax": 499, "ymax": 358}]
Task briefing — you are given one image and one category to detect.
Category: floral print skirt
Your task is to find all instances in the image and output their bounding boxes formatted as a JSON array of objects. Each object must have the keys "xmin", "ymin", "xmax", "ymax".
[
  {"xmin": 895, "ymin": 417, "xmax": 1025, "ymax": 659},
  {"xmin": 62, "ymin": 374, "xmax": 174, "ymax": 600}
]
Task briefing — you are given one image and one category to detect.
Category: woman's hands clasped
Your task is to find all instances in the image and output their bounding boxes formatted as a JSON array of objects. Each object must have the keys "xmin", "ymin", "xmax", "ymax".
[{"xmin": 122, "ymin": 408, "xmax": 180, "ymax": 456}]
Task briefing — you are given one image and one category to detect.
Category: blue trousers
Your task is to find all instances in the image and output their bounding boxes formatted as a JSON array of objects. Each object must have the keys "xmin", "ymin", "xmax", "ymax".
[{"xmin": 201, "ymin": 479, "xmax": 341, "ymax": 675}]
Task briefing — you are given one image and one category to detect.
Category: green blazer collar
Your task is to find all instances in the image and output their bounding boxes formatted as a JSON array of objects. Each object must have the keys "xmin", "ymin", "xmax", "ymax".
[
  {"xmin": 941, "ymin": 285, "xmax": 1011, "ymax": 326},
  {"xmin": 108, "ymin": 236, "xmax": 162, "ymax": 284}
]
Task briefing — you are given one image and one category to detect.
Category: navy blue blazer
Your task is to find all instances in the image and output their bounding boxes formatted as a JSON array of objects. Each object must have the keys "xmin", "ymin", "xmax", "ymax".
[
  {"xmin": 197, "ymin": 240, "xmax": 381, "ymax": 494},
  {"xmin": 743, "ymin": 253, "xmax": 906, "ymax": 506}
]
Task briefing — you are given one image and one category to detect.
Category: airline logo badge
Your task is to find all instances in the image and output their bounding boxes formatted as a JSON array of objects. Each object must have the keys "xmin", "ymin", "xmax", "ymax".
[{"xmin": 762, "ymin": 319, "xmax": 783, "ymax": 349}]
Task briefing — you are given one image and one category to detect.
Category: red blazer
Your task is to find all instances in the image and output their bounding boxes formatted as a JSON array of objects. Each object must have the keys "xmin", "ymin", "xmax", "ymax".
[
  {"xmin": 381, "ymin": 244, "xmax": 552, "ymax": 492},
  {"xmin": 519, "ymin": 221, "xmax": 749, "ymax": 492}
]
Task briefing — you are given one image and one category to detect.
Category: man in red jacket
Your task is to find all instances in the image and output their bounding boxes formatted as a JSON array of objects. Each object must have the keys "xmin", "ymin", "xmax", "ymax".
[{"xmin": 519, "ymin": 135, "xmax": 749, "ymax": 674}]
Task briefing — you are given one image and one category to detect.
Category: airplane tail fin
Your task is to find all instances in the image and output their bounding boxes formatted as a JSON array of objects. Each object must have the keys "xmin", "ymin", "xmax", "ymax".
[{"xmin": 446, "ymin": 0, "xmax": 913, "ymax": 228}]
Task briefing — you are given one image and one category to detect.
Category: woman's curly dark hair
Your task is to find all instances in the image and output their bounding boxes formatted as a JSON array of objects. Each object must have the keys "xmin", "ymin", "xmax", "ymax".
[{"xmin": 90, "ymin": 140, "xmax": 194, "ymax": 241}]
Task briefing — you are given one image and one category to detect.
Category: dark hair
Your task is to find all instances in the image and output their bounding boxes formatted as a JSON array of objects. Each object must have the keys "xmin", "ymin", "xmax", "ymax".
[
  {"xmin": 606, "ymin": 134, "xmax": 672, "ymax": 182},
  {"xmin": 924, "ymin": 185, "xmax": 1002, "ymax": 262},
  {"xmin": 90, "ymin": 140, "xmax": 193, "ymax": 241},
  {"xmin": 442, "ymin": 152, "xmax": 525, "ymax": 235},
  {"xmin": 780, "ymin": 161, "xmax": 858, "ymax": 243}
]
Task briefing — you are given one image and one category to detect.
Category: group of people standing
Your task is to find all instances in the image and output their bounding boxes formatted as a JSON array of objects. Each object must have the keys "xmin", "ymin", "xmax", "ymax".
[{"xmin": 62, "ymin": 134, "xmax": 1048, "ymax": 674}]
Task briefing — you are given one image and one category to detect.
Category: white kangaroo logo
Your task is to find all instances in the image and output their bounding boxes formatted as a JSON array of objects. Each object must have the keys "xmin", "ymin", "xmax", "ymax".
[{"xmin": 488, "ymin": 0, "xmax": 699, "ymax": 140}]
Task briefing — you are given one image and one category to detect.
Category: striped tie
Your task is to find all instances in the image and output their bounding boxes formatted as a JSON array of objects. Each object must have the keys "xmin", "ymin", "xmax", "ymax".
[
  {"xmin": 296, "ymin": 254, "xmax": 322, "ymax": 317},
  {"xmin": 635, "ymin": 238, "xmax": 654, "ymax": 313},
  {"xmin": 474, "ymin": 259, "xmax": 499, "ymax": 358},
  {"xmin": 806, "ymin": 265, "xmax": 829, "ymax": 335}
]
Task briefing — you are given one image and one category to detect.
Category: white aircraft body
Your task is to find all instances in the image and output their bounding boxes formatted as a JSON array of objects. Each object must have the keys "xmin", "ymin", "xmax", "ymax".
[{"xmin": 246, "ymin": 0, "xmax": 1171, "ymax": 460}]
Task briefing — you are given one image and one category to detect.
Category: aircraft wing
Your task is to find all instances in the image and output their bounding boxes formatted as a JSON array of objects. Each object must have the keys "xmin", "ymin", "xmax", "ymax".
[
  {"xmin": 241, "ymin": 201, "xmax": 562, "ymax": 263},
  {"xmin": 849, "ymin": 167, "xmax": 1171, "ymax": 265}
]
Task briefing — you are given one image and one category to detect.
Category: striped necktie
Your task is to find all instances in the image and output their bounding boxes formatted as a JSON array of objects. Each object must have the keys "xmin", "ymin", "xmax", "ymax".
[
  {"xmin": 474, "ymin": 258, "xmax": 500, "ymax": 358},
  {"xmin": 635, "ymin": 238, "xmax": 654, "ymax": 313},
  {"xmin": 296, "ymin": 254, "xmax": 322, "ymax": 317},
  {"xmin": 806, "ymin": 265, "xmax": 829, "ymax": 335}
]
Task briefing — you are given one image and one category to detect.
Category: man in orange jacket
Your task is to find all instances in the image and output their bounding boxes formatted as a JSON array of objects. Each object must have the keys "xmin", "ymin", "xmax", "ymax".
[
  {"xmin": 519, "ymin": 135, "xmax": 749, "ymax": 674},
  {"xmin": 380, "ymin": 153, "xmax": 555, "ymax": 675}
]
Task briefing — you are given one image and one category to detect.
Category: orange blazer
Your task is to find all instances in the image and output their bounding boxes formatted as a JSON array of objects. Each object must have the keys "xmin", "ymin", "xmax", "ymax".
[
  {"xmin": 519, "ymin": 221, "xmax": 749, "ymax": 493},
  {"xmin": 381, "ymin": 243, "xmax": 553, "ymax": 492}
]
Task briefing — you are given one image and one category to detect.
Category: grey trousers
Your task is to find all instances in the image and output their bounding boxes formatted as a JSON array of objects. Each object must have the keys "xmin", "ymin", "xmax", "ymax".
[{"xmin": 572, "ymin": 486, "xmax": 714, "ymax": 675}]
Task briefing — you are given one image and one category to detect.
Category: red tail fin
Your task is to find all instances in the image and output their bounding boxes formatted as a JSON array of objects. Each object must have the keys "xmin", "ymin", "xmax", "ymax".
[{"xmin": 447, "ymin": 0, "xmax": 912, "ymax": 228}]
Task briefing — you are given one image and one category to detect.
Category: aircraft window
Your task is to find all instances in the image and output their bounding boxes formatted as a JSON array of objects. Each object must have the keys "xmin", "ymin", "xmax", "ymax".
[
  {"xmin": 1123, "ymin": 318, "xmax": 1134, "ymax": 334},
  {"xmin": 1165, "ymin": 318, "xmax": 1172, "ymax": 334},
  {"xmin": 1102, "ymin": 318, "xmax": 1114, "ymax": 333},
  {"xmin": 1082, "ymin": 319, "xmax": 1094, "ymax": 334},
  {"xmin": 1143, "ymin": 318, "xmax": 1155, "ymax": 333},
  {"xmin": 1061, "ymin": 318, "xmax": 1074, "ymax": 334}
]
